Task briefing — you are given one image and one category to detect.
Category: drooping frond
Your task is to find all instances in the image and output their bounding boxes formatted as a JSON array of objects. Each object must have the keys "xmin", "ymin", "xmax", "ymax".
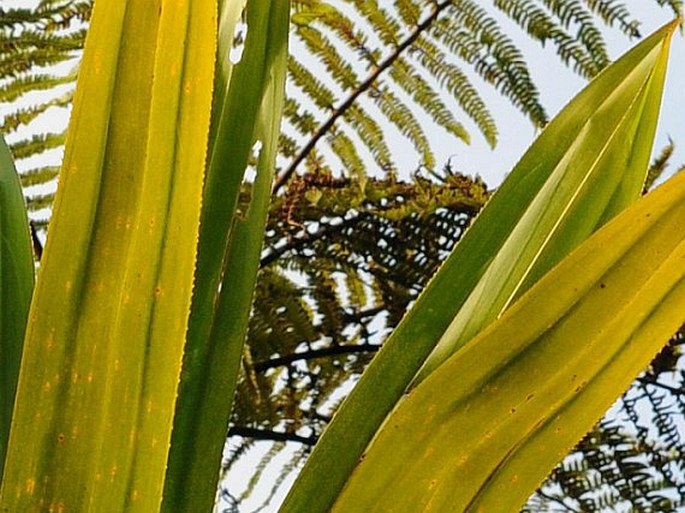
[
  {"xmin": 583, "ymin": 0, "xmax": 641, "ymax": 35},
  {"xmin": 274, "ymin": 0, "xmax": 680, "ymax": 186},
  {"xmin": 644, "ymin": 139, "xmax": 675, "ymax": 192}
]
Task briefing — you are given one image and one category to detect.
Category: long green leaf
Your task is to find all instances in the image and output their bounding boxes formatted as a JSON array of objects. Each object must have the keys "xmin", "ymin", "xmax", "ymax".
[
  {"xmin": 0, "ymin": 1, "xmax": 216, "ymax": 511},
  {"xmin": 162, "ymin": 1, "xmax": 290, "ymax": 511},
  {"xmin": 331, "ymin": 168, "xmax": 685, "ymax": 512},
  {"xmin": 0, "ymin": 134, "xmax": 33, "ymax": 478},
  {"xmin": 280, "ymin": 19, "xmax": 677, "ymax": 513},
  {"xmin": 414, "ymin": 16, "xmax": 673, "ymax": 381}
]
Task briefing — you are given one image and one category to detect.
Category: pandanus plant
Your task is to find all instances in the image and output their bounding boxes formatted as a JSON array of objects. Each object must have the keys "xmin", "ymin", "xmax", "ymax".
[{"xmin": 0, "ymin": 1, "xmax": 682, "ymax": 511}]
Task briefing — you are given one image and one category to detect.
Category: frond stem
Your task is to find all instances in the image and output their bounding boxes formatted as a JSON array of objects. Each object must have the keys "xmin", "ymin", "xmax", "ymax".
[
  {"xmin": 273, "ymin": 0, "xmax": 453, "ymax": 192},
  {"xmin": 638, "ymin": 376, "xmax": 685, "ymax": 396},
  {"xmin": 252, "ymin": 343, "xmax": 381, "ymax": 372},
  {"xmin": 260, "ymin": 214, "xmax": 363, "ymax": 268},
  {"xmin": 227, "ymin": 426, "xmax": 318, "ymax": 446},
  {"xmin": 534, "ymin": 490, "xmax": 581, "ymax": 513}
]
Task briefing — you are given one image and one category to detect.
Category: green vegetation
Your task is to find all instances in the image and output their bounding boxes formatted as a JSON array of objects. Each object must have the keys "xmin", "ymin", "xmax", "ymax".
[{"xmin": 0, "ymin": 1, "xmax": 683, "ymax": 512}]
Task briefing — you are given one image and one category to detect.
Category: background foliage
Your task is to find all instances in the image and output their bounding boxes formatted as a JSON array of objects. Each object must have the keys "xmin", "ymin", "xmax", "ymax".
[{"xmin": 1, "ymin": 1, "xmax": 684, "ymax": 511}]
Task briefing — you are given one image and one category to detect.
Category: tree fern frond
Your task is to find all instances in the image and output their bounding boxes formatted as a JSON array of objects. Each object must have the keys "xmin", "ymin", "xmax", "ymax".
[
  {"xmin": 411, "ymin": 36, "xmax": 496, "ymax": 146},
  {"xmin": 0, "ymin": 28, "xmax": 85, "ymax": 55},
  {"xmin": 238, "ymin": 443, "xmax": 288, "ymax": 505},
  {"xmin": 492, "ymin": 0, "xmax": 603, "ymax": 77},
  {"xmin": 0, "ymin": 3, "xmax": 88, "ymax": 31},
  {"xmin": 275, "ymin": 0, "xmax": 454, "ymax": 189},
  {"xmin": 327, "ymin": 127, "xmax": 366, "ymax": 178},
  {"xmin": 644, "ymin": 140, "xmax": 674, "ymax": 192},
  {"xmin": 5, "ymin": 0, "xmax": 677, "ymax": 201},
  {"xmin": 25, "ymin": 191, "xmax": 55, "ymax": 213},
  {"xmin": 435, "ymin": 3, "xmax": 549, "ymax": 126},
  {"xmin": 282, "ymin": 98, "xmax": 319, "ymax": 138},
  {"xmin": 0, "ymin": 71, "xmax": 74, "ymax": 103},
  {"xmin": 390, "ymin": 56, "xmax": 472, "ymax": 147},
  {"xmin": 278, "ymin": 133, "xmax": 300, "ymax": 159},
  {"xmin": 295, "ymin": 25, "xmax": 360, "ymax": 91},
  {"xmin": 372, "ymin": 85, "xmax": 434, "ymax": 168},
  {"xmin": 582, "ymin": 0, "xmax": 641, "ymax": 37},
  {"xmin": 539, "ymin": 0, "xmax": 610, "ymax": 69},
  {"xmin": 1, "ymin": 93, "xmax": 71, "ymax": 134},
  {"xmin": 654, "ymin": 0, "xmax": 683, "ymax": 17},
  {"xmin": 250, "ymin": 445, "xmax": 309, "ymax": 513},
  {"xmin": 0, "ymin": 45, "xmax": 75, "ymax": 78},
  {"xmin": 343, "ymin": 103, "xmax": 394, "ymax": 170},
  {"xmin": 18, "ymin": 165, "xmax": 59, "ymax": 187},
  {"xmin": 8, "ymin": 132, "xmax": 64, "ymax": 160},
  {"xmin": 395, "ymin": 0, "xmax": 423, "ymax": 28},
  {"xmin": 351, "ymin": 0, "xmax": 403, "ymax": 47},
  {"xmin": 287, "ymin": 56, "xmax": 336, "ymax": 111}
]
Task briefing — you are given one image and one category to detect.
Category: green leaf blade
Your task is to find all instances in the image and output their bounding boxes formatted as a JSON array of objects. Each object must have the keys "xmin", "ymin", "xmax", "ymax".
[
  {"xmin": 0, "ymin": 1, "xmax": 217, "ymax": 511},
  {"xmin": 0, "ymin": 134, "xmax": 34, "ymax": 479},
  {"xmin": 162, "ymin": 1, "xmax": 290, "ymax": 511},
  {"xmin": 331, "ymin": 170, "xmax": 685, "ymax": 513},
  {"xmin": 416, "ymin": 19, "xmax": 676, "ymax": 381}
]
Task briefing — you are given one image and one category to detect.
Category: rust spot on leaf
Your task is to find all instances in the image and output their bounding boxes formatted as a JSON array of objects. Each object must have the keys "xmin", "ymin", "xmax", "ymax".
[{"xmin": 51, "ymin": 502, "xmax": 66, "ymax": 513}]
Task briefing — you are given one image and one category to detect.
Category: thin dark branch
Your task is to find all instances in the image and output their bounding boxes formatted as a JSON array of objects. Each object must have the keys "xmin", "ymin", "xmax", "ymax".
[
  {"xmin": 638, "ymin": 376, "xmax": 685, "ymax": 396},
  {"xmin": 273, "ymin": 0, "xmax": 453, "ymax": 192},
  {"xmin": 260, "ymin": 213, "xmax": 363, "ymax": 268},
  {"xmin": 341, "ymin": 305, "xmax": 385, "ymax": 323},
  {"xmin": 29, "ymin": 219, "xmax": 43, "ymax": 261},
  {"xmin": 228, "ymin": 426, "xmax": 318, "ymax": 446},
  {"xmin": 535, "ymin": 490, "xmax": 582, "ymax": 513},
  {"xmin": 253, "ymin": 343, "xmax": 381, "ymax": 372},
  {"xmin": 306, "ymin": 410, "xmax": 332, "ymax": 423}
]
